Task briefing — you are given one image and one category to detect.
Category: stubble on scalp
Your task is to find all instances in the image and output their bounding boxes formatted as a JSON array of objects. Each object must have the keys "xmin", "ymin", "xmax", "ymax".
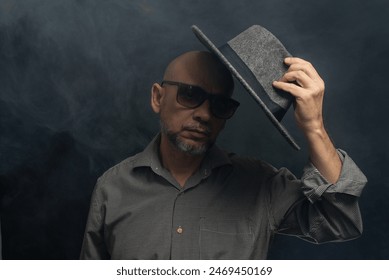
[{"xmin": 163, "ymin": 51, "xmax": 234, "ymax": 95}]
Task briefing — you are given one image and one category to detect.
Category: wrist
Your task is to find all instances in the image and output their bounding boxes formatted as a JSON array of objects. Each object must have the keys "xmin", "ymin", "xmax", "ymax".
[{"xmin": 300, "ymin": 121, "xmax": 326, "ymax": 140}]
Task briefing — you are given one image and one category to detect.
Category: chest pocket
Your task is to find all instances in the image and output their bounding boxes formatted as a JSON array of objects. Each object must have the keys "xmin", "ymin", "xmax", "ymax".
[{"xmin": 199, "ymin": 217, "xmax": 254, "ymax": 259}]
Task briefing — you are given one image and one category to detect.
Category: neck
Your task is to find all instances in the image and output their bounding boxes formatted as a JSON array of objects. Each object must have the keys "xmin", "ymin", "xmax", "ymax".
[{"xmin": 159, "ymin": 134, "xmax": 205, "ymax": 187}]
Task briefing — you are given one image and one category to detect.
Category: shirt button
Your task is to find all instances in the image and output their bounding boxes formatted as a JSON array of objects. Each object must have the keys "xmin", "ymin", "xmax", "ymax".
[{"xmin": 176, "ymin": 226, "xmax": 183, "ymax": 234}]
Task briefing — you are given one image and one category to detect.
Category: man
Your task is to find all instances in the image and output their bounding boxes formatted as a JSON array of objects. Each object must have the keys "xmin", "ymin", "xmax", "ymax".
[{"xmin": 80, "ymin": 50, "xmax": 367, "ymax": 259}]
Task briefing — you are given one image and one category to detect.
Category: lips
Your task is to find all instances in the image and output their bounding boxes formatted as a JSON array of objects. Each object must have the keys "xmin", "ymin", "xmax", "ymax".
[
  {"xmin": 182, "ymin": 126, "xmax": 211, "ymax": 140},
  {"xmin": 189, "ymin": 128, "xmax": 210, "ymax": 135}
]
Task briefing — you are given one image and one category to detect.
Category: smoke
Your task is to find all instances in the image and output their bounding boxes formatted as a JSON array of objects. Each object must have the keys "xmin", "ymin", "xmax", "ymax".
[{"xmin": 0, "ymin": 0, "xmax": 388, "ymax": 259}]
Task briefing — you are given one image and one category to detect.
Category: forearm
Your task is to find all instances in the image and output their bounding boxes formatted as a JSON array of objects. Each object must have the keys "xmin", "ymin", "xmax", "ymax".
[{"xmin": 304, "ymin": 124, "xmax": 342, "ymax": 184}]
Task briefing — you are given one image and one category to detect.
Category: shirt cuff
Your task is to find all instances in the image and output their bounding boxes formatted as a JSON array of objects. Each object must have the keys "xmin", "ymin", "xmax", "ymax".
[{"xmin": 301, "ymin": 149, "xmax": 368, "ymax": 203}]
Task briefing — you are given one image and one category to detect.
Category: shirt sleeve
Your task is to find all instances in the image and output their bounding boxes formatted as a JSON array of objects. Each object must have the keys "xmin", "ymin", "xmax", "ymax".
[
  {"xmin": 80, "ymin": 180, "xmax": 110, "ymax": 259},
  {"xmin": 268, "ymin": 149, "xmax": 368, "ymax": 243}
]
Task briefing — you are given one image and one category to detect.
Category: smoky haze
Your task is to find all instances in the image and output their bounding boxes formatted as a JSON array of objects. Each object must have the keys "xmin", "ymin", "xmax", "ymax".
[{"xmin": 0, "ymin": 0, "xmax": 388, "ymax": 259}]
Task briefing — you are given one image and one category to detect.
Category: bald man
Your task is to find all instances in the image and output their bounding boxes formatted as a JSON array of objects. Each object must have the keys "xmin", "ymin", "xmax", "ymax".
[{"xmin": 80, "ymin": 51, "xmax": 367, "ymax": 259}]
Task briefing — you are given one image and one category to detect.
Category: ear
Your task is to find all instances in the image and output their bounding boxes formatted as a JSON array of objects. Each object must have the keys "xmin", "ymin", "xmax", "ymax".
[{"xmin": 151, "ymin": 83, "xmax": 163, "ymax": 114}]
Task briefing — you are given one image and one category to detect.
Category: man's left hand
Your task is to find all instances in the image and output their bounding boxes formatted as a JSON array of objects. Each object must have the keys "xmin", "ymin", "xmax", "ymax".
[
  {"xmin": 273, "ymin": 57, "xmax": 325, "ymax": 135},
  {"xmin": 273, "ymin": 57, "xmax": 342, "ymax": 183}
]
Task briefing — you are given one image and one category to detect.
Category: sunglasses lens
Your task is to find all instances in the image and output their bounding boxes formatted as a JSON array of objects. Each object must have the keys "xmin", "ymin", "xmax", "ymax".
[
  {"xmin": 211, "ymin": 97, "xmax": 239, "ymax": 119},
  {"xmin": 177, "ymin": 85, "xmax": 206, "ymax": 108},
  {"xmin": 165, "ymin": 81, "xmax": 239, "ymax": 119}
]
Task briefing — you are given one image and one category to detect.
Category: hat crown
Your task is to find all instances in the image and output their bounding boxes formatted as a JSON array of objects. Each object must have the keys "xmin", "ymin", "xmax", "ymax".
[{"xmin": 227, "ymin": 25, "xmax": 292, "ymax": 109}]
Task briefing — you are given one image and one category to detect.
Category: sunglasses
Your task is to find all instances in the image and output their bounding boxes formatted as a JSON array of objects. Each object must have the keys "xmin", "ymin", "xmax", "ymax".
[{"xmin": 160, "ymin": 80, "xmax": 240, "ymax": 119}]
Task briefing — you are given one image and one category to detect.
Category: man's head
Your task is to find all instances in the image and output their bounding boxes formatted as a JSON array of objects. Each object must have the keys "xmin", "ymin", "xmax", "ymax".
[{"xmin": 151, "ymin": 51, "xmax": 237, "ymax": 156}]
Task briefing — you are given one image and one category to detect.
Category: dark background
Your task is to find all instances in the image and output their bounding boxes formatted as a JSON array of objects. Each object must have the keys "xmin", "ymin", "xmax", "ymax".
[{"xmin": 0, "ymin": 0, "xmax": 388, "ymax": 259}]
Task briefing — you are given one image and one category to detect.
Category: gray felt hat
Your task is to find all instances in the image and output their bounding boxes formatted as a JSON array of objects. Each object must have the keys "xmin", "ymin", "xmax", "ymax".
[{"xmin": 191, "ymin": 25, "xmax": 300, "ymax": 150}]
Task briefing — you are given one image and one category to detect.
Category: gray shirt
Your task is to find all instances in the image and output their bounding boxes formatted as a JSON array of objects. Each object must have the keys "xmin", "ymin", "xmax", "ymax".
[{"xmin": 80, "ymin": 134, "xmax": 367, "ymax": 259}]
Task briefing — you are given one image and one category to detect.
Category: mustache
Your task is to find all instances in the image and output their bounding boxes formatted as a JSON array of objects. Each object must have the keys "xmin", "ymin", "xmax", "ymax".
[{"xmin": 182, "ymin": 124, "xmax": 212, "ymax": 136}]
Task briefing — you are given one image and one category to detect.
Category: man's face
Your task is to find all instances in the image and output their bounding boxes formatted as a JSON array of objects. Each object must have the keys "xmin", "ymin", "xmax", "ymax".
[{"xmin": 158, "ymin": 78, "xmax": 228, "ymax": 155}]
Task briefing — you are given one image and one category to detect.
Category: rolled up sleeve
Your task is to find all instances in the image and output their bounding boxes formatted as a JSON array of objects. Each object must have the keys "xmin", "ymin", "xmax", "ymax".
[
  {"xmin": 272, "ymin": 149, "xmax": 368, "ymax": 243},
  {"xmin": 302, "ymin": 149, "xmax": 367, "ymax": 202}
]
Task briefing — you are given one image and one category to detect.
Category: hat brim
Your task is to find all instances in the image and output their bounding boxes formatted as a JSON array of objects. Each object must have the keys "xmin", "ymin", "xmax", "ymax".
[{"xmin": 191, "ymin": 25, "xmax": 300, "ymax": 150}]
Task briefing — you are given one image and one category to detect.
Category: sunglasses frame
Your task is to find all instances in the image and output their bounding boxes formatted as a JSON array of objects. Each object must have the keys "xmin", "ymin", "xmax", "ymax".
[{"xmin": 160, "ymin": 80, "xmax": 240, "ymax": 119}]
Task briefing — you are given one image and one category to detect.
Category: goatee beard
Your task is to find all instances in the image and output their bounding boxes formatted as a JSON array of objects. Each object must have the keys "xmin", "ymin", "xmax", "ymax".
[{"xmin": 160, "ymin": 120, "xmax": 212, "ymax": 156}]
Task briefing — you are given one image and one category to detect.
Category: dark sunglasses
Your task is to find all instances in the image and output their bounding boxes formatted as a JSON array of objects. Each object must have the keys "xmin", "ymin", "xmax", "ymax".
[{"xmin": 160, "ymin": 80, "xmax": 240, "ymax": 119}]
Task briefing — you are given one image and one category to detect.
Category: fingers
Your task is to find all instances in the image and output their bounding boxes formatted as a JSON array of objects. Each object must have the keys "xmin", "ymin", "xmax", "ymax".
[
  {"xmin": 273, "ymin": 57, "xmax": 324, "ymax": 98},
  {"xmin": 285, "ymin": 57, "xmax": 321, "ymax": 79},
  {"xmin": 273, "ymin": 67, "xmax": 313, "ymax": 98},
  {"xmin": 272, "ymin": 80, "xmax": 305, "ymax": 98},
  {"xmin": 279, "ymin": 69, "xmax": 312, "ymax": 88},
  {"xmin": 273, "ymin": 57, "xmax": 326, "ymax": 134}
]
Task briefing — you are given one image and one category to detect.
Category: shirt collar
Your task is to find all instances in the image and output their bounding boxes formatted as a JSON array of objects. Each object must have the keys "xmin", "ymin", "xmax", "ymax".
[
  {"xmin": 132, "ymin": 133, "xmax": 232, "ymax": 171},
  {"xmin": 132, "ymin": 134, "xmax": 162, "ymax": 171}
]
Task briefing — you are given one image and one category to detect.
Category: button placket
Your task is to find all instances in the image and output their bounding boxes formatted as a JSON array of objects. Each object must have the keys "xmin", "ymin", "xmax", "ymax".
[{"xmin": 170, "ymin": 191, "xmax": 188, "ymax": 258}]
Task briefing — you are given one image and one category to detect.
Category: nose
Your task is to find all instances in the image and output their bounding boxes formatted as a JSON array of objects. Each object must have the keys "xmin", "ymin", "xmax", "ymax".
[{"xmin": 192, "ymin": 99, "xmax": 212, "ymax": 123}]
